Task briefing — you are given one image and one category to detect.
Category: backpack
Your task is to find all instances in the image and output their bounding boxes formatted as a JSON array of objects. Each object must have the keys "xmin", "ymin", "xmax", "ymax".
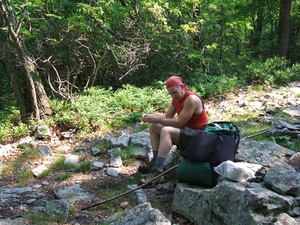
[
  {"xmin": 180, "ymin": 121, "xmax": 240, "ymax": 166},
  {"xmin": 178, "ymin": 121, "xmax": 240, "ymax": 187}
]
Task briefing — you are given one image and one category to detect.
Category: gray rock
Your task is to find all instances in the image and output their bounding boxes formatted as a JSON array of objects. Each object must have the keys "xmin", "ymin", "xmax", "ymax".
[
  {"xmin": 264, "ymin": 165, "xmax": 300, "ymax": 197},
  {"xmin": 34, "ymin": 125, "xmax": 51, "ymax": 139},
  {"xmin": 36, "ymin": 145, "xmax": 52, "ymax": 159},
  {"xmin": 111, "ymin": 202, "xmax": 171, "ymax": 225},
  {"xmin": 172, "ymin": 181, "xmax": 296, "ymax": 225},
  {"xmin": 64, "ymin": 154, "xmax": 79, "ymax": 165},
  {"xmin": 46, "ymin": 199, "xmax": 69, "ymax": 218},
  {"xmin": 283, "ymin": 105, "xmax": 300, "ymax": 117},
  {"xmin": 108, "ymin": 148, "xmax": 123, "ymax": 168},
  {"xmin": 289, "ymin": 152, "xmax": 300, "ymax": 172},
  {"xmin": 32, "ymin": 164, "xmax": 48, "ymax": 177},
  {"xmin": 92, "ymin": 161, "xmax": 104, "ymax": 170},
  {"xmin": 236, "ymin": 139, "xmax": 295, "ymax": 167},
  {"xmin": 91, "ymin": 146, "xmax": 101, "ymax": 156},
  {"xmin": 107, "ymin": 167, "xmax": 122, "ymax": 177},
  {"xmin": 130, "ymin": 132, "xmax": 152, "ymax": 161},
  {"xmin": 271, "ymin": 119, "xmax": 300, "ymax": 138},
  {"xmin": 128, "ymin": 184, "xmax": 148, "ymax": 204},
  {"xmin": 0, "ymin": 218, "xmax": 25, "ymax": 225},
  {"xmin": 54, "ymin": 184, "xmax": 98, "ymax": 204},
  {"xmin": 113, "ymin": 135, "xmax": 131, "ymax": 148},
  {"xmin": 271, "ymin": 213, "xmax": 300, "ymax": 225}
]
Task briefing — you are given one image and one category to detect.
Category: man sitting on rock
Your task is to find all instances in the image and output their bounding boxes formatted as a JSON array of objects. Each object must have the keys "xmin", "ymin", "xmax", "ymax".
[{"xmin": 139, "ymin": 76, "xmax": 208, "ymax": 185}]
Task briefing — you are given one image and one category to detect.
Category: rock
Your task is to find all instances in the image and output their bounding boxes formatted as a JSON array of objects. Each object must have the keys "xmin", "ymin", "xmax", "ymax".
[
  {"xmin": 271, "ymin": 213, "xmax": 300, "ymax": 225},
  {"xmin": 46, "ymin": 199, "xmax": 69, "ymax": 218},
  {"xmin": 91, "ymin": 146, "xmax": 101, "ymax": 156},
  {"xmin": 53, "ymin": 145, "xmax": 70, "ymax": 153},
  {"xmin": 108, "ymin": 148, "xmax": 123, "ymax": 168},
  {"xmin": 172, "ymin": 180, "xmax": 296, "ymax": 225},
  {"xmin": 289, "ymin": 152, "xmax": 300, "ymax": 172},
  {"xmin": 270, "ymin": 119, "xmax": 300, "ymax": 139},
  {"xmin": 54, "ymin": 184, "xmax": 98, "ymax": 204},
  {"xmin": 0, "ymin": 218, "xmax": 25, "ymax": 225},
  {"xmin": 107, "ymin": 167, "xmax": 122, "ymax": 177},
  {"xmin": 110, "ymin": 202, "xmax": 171, "ymax": 225},
  {"xmin": 92, "ymin": 162, "xmax": 104, "ymax": 170},
  {"xmin": 36, "ymin": 145, "xmax": 52, "ymax": 159},
  {"xmin": 34, "ymin": 125, "xmax": 51, "ymax": 140},
  {"xmin": 130, "ymin": 132, "xmax": 152, "ymax": 161},
  {"xmin": 18, "ymin": 136, "xmax": 34, "ymax": 147},
  {"xmin": 113, "ymin": 135, "xmax": 131, "ymax": 148},
  {"xmin": 172, "ymin": 138, "xmax": 300, "ymax": 225},
  {"xmin": 283, "ymin": 105, "xmax": 300, "ymax": 117},
  {"xmin": 64, "ymin": 154, "xmax": 79, "ymax": 165},
  {"xmin": 32, "ymin": 164, "xmax": 48, "ymax": 177},
  {"xmin": 236, "ymin": 139, "xmax": 295, "ymax": 166},
  {"xmin": 264, "ymin": 165, "xmax": 300, "ymax": 197},
  {"xmin": 127, "ymin": 184, "xmax": 148, "ymax": 204}
]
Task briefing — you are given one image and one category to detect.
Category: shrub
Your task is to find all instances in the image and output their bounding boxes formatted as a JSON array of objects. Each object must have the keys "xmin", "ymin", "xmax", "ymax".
[
  {"xmin": 242, "ymin": 57, "xmax": 294, "ymax": 86},
  {"xmin": 191, "ymin": 75, "xmax": 239, "ymax": 98}
]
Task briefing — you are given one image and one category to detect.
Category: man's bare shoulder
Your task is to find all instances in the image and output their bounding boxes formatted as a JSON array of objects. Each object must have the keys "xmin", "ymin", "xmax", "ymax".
[{"xmin": 186, "ymin": 94, "xmax": 201, "ymax": 103}]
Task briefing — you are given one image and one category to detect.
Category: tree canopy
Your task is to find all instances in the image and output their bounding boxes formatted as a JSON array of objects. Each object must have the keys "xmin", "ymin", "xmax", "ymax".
[{"xmin": 0, "ymin": 0, "xmax": 299, "ymax": 122}]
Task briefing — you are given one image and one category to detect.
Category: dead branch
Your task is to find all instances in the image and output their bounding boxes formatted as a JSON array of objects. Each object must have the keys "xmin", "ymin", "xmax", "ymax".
[{"xmin": 81, "ymin": 165, "xmax": 179, "ymax": 210}]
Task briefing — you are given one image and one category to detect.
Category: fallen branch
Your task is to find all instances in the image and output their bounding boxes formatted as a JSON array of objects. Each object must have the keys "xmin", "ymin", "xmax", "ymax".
[
  {"xmin": 242, "ymin": 129, "xmax": 269, "ymax": 139},
  {"xmin": 81, "ymin": 165, "xmax": 178, "ymax": 210}
]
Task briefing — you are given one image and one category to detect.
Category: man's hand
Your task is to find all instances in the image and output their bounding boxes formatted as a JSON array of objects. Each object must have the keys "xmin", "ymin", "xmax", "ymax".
[{"xmin": 142, "ymin": 114, "xmax": 164, "ymax": 123}]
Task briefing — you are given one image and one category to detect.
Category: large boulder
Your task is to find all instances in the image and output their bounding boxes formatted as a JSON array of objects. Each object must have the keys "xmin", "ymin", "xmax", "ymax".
[
  {"xmin": 172, "ymin": 140, "xmax": 300, "ymax": 225},
  {"xmin": 235, "ymin": 139, "xmax": 295, "ymax": 166}
]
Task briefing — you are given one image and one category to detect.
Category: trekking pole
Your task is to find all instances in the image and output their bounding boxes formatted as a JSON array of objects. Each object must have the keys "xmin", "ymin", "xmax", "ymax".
[{"xmin": 81, "ymin": 164, "xmax": 179, "ymax": 210}]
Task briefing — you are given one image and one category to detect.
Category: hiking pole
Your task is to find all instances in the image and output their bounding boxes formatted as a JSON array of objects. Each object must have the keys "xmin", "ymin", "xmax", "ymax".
[{"xmin": 81, "ymin": 164, "xmax": 179, "ymax": 210}]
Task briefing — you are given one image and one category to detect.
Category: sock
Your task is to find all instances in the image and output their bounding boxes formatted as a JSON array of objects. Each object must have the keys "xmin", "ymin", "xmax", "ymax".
[
  {"xmin": 152, "ymin": 151, "xmax": 158, "ymax": 162},
  {"xmin": 153, "ymin": 157, "xmax": 166, "ymax": 171}
]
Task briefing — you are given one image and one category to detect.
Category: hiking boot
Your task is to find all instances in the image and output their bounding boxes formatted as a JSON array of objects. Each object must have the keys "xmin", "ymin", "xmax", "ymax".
[
  {"xmin": 138, "ymin": 167, "xmax": 164, "ymax": 188},
  {"xmin": 138, "ymin": 161, "xmax": 155, "ymax": 174}
]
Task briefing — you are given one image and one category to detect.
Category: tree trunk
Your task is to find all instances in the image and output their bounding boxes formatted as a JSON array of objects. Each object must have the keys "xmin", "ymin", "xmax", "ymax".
[
  {"xmin": 277, "ymin": 0, "xmax": 292, "ymax": 57},
  {"xmin": 0, "ymin": 1, "xmax": 52, "ymax": 124}
]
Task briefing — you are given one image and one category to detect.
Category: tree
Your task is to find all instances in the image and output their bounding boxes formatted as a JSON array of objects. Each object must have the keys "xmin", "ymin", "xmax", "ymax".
[
  {"xmin": 0, "ymin": 0, "xmax": 52, "ymax": 123},
  {"xmin": 277, "ymin": 0, "xmax": 292, "ymax": 57}
]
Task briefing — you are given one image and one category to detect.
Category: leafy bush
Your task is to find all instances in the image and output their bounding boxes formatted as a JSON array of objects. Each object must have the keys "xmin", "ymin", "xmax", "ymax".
[
  {"xmin": 191, "ymin": 75, "xmax": 239, "ymax": 98},
  {"xmin": 242, "ymin": 57, "xmax": 295, "ymax": 86},
  {"xmin": 50, "ymin": 84, "xmax": 170, "ymax": 135}
]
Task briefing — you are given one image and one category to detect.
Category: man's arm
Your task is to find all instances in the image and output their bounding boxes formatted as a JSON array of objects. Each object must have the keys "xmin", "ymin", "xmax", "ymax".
[{"xmin": 142, "ymin": 95, "xmax": 201, "ymax": 128}]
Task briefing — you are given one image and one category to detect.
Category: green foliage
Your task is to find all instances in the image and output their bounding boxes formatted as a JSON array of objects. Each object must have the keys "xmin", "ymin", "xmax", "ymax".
[
  {"xmin": 272, "ymin": 135, "xmax": 299, "ymax": 151},
  {"xmin": 50, "ymin": 85, "xmax": 170, "ymax": 135},
  {"xmin": 18, "ymin": 170, "xmax": 34, "ymax": 186},
  {"xmin": 23, "ymin": 211, "xmax": 65, "ymax": 225},
  {"xmin": 1, "ymin": 148, "xmax": 41, "ymax": 176},
  {"xmin": 192, "ymin": 75, "xmax": 239, "ymax": 98},
  {"xmin": 54, "ymin": 173, "xmax": 72, "ymax": 181},
  {"xmin": 76, "ymin": 162, "xmax": 92, "ymax": 173},
  {"xmin": 119, "ymin": 145, "xmax": 135, "ymax": 165},
  {"xmin": 52, "ymin": 156, "xmax": 76, "ymax": 171},
  {"xmin": 51, "ymin": 156, "xmax": 91, "ymax": 173},
  {"xmin": 242, "ymin": 57, "xmax": 296, "ymax": 86}
]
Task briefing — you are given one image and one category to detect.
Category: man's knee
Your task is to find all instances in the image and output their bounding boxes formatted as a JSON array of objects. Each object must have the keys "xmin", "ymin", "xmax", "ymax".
[
  {"xmin": 161, "ymin": 126, "xmax": 180, "ymax": 138},
  {"xmin": 149, "ymin": 123, "xmax": 164, "ymax": 133}
]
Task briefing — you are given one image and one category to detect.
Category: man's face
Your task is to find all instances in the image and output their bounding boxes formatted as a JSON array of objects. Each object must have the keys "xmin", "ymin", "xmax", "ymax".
[{"xmin": 167, "ymin": 85, "xmax": 185, "ymax": 101}]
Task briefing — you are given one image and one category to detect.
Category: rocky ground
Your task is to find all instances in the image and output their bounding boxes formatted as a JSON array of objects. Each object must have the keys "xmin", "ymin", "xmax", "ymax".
[{"xmin": 0, "ymin": 82, "xmax": 299, "ymax": 224}]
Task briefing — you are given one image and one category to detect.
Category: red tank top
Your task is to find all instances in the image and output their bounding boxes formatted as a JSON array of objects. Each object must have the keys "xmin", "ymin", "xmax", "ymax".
[{"xmin": 172, "ymin": 91, "xmax": 208, "ymax": 130}]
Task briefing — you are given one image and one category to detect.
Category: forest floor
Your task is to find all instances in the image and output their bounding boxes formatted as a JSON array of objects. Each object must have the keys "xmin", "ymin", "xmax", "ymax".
[{"xmin": 0, "ymin": 82, "xmax": 299, "ymax": 224}]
